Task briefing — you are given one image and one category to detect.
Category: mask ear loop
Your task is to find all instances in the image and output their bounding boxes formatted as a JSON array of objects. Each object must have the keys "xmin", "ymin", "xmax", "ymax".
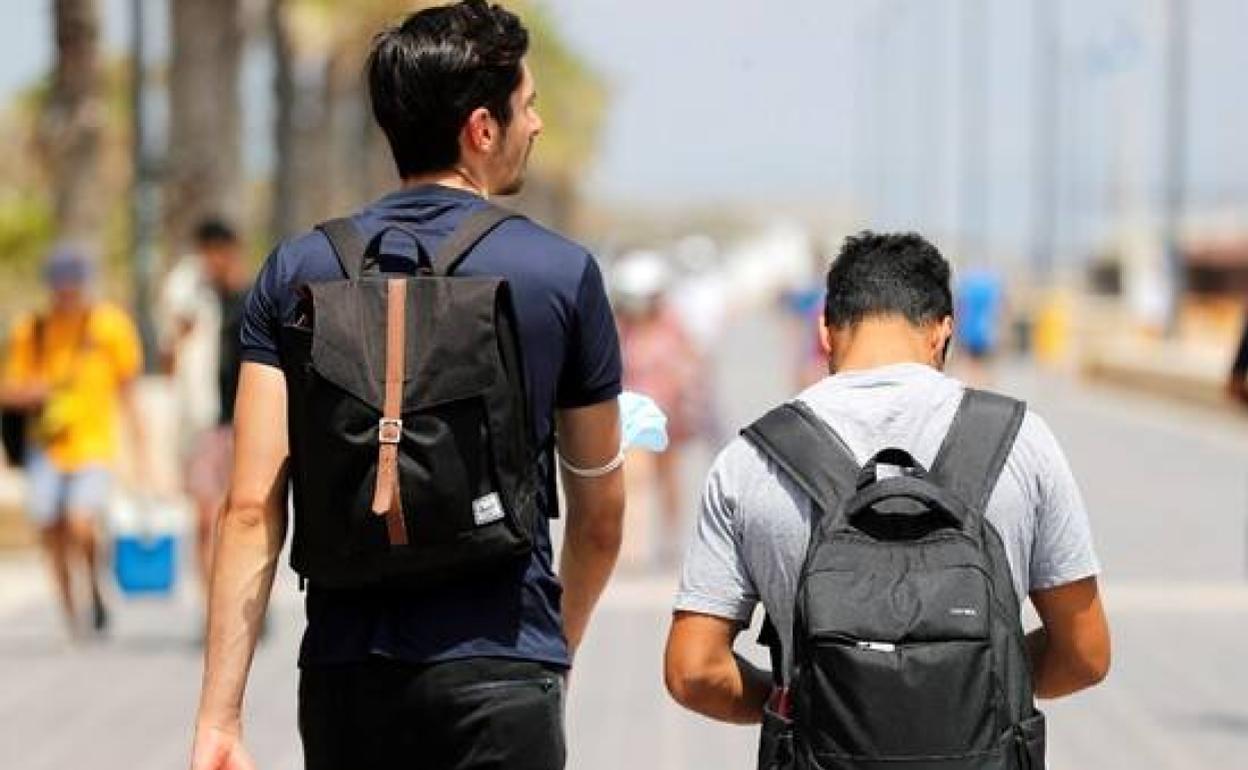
[{"xmin": 557, "ymin": 448, "xmax": 625, "ymax": 478}]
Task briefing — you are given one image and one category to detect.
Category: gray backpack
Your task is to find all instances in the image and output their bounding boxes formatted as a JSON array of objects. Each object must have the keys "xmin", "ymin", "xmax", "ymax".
[{"xmin": 742, "ymin": 389, "xmax": 1045, "ymax": 770}]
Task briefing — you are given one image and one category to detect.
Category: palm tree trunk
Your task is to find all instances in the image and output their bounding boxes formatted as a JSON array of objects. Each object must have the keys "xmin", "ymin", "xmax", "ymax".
[
  {"xmin": 166, "ymin": 0, "xmax": 243, "ymax": 252},
  {"xmin": 269, "ymin": 0, "xmax": 297, "ymax": 241},
  {"xmin": 40, "ymin": 0, "xmax": 104, "ymax": 243}
]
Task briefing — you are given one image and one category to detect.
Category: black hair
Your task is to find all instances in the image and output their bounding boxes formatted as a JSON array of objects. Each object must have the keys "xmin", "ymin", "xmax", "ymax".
[
  {"xmin": 194, "ymin": 218, "xmax": 238, "ymax": 247},
  {"xmin": 367, "ymin": 0, "xmax": 529, "ymax": 178},
  {"xmin": 823, "ymin": 231, "xmax": 953, "ymax": 328}
]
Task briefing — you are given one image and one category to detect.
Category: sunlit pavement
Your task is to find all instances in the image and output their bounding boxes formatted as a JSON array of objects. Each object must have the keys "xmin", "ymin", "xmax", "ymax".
[{"xmin": 3, "ymin": 308, "xmax": 1248, "ymax": 768}]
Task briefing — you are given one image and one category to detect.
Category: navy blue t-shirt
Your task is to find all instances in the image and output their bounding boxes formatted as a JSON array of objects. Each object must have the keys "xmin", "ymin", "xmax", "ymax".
[{"xmin": 240, "ymin": 185, "xmax": 622, "ymax": 669}]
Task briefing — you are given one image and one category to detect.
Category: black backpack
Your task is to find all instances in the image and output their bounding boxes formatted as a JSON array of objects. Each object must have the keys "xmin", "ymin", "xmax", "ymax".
[
  {"xmin": 279, "ymin": 205, "xmax": 542, "ymax": 589},
  {"xmin": 742, "ymin": 389, "xmax": 1046, "ymax": 770},
  {"xmin": 1, "ymin": 317, "xmax": 41, "ymax": 467}
]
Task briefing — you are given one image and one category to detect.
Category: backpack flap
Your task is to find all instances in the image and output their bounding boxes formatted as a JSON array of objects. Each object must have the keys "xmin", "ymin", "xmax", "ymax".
[{"xmin": 306, "ymin": 278, "xmax": 498, "ymax": 412}]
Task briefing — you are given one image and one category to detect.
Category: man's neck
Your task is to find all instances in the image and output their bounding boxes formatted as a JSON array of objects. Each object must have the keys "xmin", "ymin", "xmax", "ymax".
[
  {"xmin": 831, "ymin": 320, "xmax": 938, "ymax": 375},
  {"xmin": 401, "ymin": 168, "xmax": 487, "ymax": 198}
]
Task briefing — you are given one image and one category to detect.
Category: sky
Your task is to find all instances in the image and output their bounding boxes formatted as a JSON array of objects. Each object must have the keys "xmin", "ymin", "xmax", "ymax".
[
  {"xmin": 5, "ymin": 0, "xmax": 1248, "ymax": 262},
  {"xmin": 541, "ymin": 0, "xmax": 1248, "ymax": 258}
]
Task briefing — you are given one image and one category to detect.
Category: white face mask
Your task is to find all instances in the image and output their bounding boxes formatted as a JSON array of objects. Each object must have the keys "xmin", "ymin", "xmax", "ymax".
[{"xmin": 619, "ymin": 390, "xmax": 669, "ymax": 453}]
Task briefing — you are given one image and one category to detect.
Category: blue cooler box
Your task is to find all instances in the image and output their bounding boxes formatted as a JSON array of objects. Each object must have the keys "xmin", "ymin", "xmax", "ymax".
[{"xmin": 114, "ymin": 534, "xmax": 178, "ymax": 596}]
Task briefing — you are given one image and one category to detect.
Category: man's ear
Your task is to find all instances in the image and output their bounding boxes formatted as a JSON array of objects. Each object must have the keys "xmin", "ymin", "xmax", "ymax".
[
  {"xmin": 461, "ymin": 107, "xmax": 498, "ymax": 155},
  {"xmin": 818, "ymin": 316, "xmax": 833, "ymax": 356},
  {"xmin": 932, "ymin": 316, "xmax": 954, "ymax": 365}
]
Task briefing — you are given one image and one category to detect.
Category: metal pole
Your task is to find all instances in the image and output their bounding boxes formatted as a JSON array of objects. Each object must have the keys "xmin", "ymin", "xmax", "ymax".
[
  {"xmin": 959, "ymin": 0, "xmax": 988, "ymax": 266},
  {"xmin": 1161, "ymin": 0, "xmax": 1189, "ymax": 335},
  {"xmin": 130, "ymin": 0, "xmax": 159, "ymax": 372},
  {"xmin": 871, "ymin": 9, "xmax": 888, "ymax": 226},
  {"xmin": 1030, "ymin": 0, "xmax": 1060, "ymax": 283}
]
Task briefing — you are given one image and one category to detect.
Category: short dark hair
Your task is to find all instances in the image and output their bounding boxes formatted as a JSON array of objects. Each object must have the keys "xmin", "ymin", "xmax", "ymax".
[
  {"xmin": 367, "ymin": 0, "xmax": 529, "ymax": 178},
  {"xmin": 824, "ymin": 232, "xmax": 953, "ymax": 328},
  {"xmin": 194, "ymin": 218, "xmax": 238, "ymax": 247}
]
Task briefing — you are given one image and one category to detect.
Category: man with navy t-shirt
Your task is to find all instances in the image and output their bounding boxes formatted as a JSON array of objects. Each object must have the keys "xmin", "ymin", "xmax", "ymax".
[{"xmin": 190, "ymin": 3, "xmax": 626, "ymax": 769}]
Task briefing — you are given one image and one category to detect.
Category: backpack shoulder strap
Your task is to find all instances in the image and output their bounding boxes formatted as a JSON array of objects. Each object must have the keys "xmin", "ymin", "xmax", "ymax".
[
  {"xmin": 741, "ymin": 400, "xmax": 860, "ymax": 530},
  {"xmin": 928, "ymin": 389, "xmax": 1026, "ymax": 515},
  {"xmin": 741, "ymin": 400, "xmax": 859, "ymax": 689},
  {"xmin": 317, "ymin": 217, "xmax": 366, "ymax": 281},
  {"xmin": 431, "ymin": 204, "xmax": 522, "ymax": 276}
]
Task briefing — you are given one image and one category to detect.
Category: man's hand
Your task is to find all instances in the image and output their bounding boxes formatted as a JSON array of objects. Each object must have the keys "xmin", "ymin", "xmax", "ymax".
[
  {"xmin": 190, "ymin": 721, "xmax": 256, "ymax": 770},
  {"xmin": 556, "ymin": 399, "xmax": 625, "ymax": 656}
]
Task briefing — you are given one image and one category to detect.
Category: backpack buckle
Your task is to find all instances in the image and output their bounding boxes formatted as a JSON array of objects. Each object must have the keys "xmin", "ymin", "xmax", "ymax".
[{"xmin": 378, "ymin": 418, "xmax": 403, "ymax": 445}]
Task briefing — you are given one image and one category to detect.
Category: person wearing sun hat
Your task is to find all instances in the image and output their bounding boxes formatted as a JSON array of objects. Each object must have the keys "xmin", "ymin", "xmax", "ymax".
[{"xmin": 0, "ymin": 243, "xmax": 147, "ymax": 638}]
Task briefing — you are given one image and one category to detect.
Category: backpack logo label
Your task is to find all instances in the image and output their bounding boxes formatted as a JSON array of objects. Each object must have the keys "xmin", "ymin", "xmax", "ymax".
[
  {"xmin": 950, "ymin": 607, "xmax": 979, "ymax": 618},
  {"xmin": 473, "ymin": 493, "xmax": 506, "ymax": 526}
]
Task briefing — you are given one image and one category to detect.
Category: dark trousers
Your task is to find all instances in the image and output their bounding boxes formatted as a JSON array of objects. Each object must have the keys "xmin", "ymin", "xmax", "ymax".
[{"xmin": 299, "ymin": 657, "xmax": 566, "ymax": 770}]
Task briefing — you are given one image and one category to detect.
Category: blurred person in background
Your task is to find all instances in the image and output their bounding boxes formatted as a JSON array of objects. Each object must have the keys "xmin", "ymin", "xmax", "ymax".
[
  {"xmin": 778, "ymin": 242, "xmax": 829, "ymax": 390},
  {"xmin": 615, "ymin": 251, "xmax": 701, "ymax": 567},
  {"xmin": 0, "ymin": 246, "xmax": 146, "ymax": 638},
  {"xmin": 161, "ymin": 219, "xmax": 250, "ymax": 602},
  {"xmin": 953, "ymin": 267, "xmax": 1005, "ymax": 386},
  {"xmin": 667, "ymin": 234, "xmax": 730, "ymax": 448}
]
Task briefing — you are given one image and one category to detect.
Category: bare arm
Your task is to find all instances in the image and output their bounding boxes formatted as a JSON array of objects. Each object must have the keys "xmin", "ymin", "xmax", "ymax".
[
  {"xmin": 556, "ymin": 399, "xmax": 625, "ymax": 656},
  {"xmin": 1026, "ymin": 576, "xmax": 1111, "ymax": 698},
  {"xmin": 118, "ymin": 378, "xmax": 150, "ymax": 477},
  {"xmin": 191, "ymin": 363, "xmax": 290, "ymax": 770},
  {"xmin": 664, "ymin": 611, "xmax": 772, "ymax": 724},
  {"xmin": 0, "ymin": 382, "xmax": 47, "ymax": 409}
]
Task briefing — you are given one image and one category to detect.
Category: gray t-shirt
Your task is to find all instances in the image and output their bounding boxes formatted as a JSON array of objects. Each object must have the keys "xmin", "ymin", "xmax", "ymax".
[{"xmin": 675, "ymin": 363, "xmax": 1100, "ymax": 671}]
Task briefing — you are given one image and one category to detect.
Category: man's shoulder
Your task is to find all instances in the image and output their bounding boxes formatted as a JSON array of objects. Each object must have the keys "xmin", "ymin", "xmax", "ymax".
[
  {"xmin": 487, "ymin": 214, "xmax": 593, "ymax": 278},
  {"xmin": 706, "ymin": 430, "xmax": 791, "ymax": 504},
  {"xmin": 281, "ymin": 226, "xmax": 338, "ymax": 266},
  {"xmin": 1007, "ymin": 407, "xmax": 1064, "ymax": 473},
  {"xmin": 260, "ymin": 226, "xmax": 341, "ymax": 298}
]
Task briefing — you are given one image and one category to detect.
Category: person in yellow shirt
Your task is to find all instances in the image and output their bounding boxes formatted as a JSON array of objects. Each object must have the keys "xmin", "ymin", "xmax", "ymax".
[{"xmin": 0, "ymin": 246, "xmax": 145, "ymax": 637}]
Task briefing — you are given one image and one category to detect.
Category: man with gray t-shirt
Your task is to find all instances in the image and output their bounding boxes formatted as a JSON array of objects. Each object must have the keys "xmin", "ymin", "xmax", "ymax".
[{"xmin": 665, "ymin": 232, "xmax": 1110, "ymax": 731}]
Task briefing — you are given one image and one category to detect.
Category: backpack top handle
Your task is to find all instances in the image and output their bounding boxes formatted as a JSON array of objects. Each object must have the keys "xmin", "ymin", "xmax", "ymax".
[
  {"xmin": 842, "ymin": 475, "xmax": 969, "ymax": 533},
  {"xmin": 319, "ymin": 219, "xmax": 433, "ymax": 279},
  {"xmin": 317, "ymin": 204, "xmax": 523, "ymax": 281},
  {"xmin": 856, "ymin": 447, "xmax": 927, "ymax": 490}
]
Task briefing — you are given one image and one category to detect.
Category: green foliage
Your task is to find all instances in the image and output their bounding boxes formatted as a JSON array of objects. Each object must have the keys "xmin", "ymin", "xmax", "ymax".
[
  {"xmin": 294, "ymin": 0, "xmax": 607, "ymax": 179},
  {"xmin": 0, "ymin": 193, "xmax": 54, "ymax": 274},
  {"xmin": 0, "ymin": 192, "xmax": 54, "ymax": 313},
  {"xmin": 524, "ymin": 2, "xmax": 606, "ymax": 177}
]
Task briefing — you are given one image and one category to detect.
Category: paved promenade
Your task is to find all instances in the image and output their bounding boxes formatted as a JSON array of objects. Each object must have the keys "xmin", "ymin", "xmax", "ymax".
[{"xmin": 3, "ymin": 309, "xmax": 1248, "ymax": 768}]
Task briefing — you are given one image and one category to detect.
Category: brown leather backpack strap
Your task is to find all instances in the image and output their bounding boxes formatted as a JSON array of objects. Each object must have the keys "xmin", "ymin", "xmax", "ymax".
[{"xmin": 371, "ymin": 279, "xmax": 409, "ymax": 546}]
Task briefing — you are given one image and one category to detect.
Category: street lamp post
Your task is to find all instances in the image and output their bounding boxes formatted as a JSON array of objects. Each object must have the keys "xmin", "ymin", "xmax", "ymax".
[
  {"xmin": 959, "ymin": 0, "xmax": 989, "ymax": 267},
  {"xmin": 130, "ymin": 0, "xmax": 160, "ymax": 371},
  {"xmin": 1030, "ymin": 0, "xmax": 1060, "ymax": 284},
  {"xmin": 1160, "ymin": 0, "xmax": 1189, "ymax": 335}
]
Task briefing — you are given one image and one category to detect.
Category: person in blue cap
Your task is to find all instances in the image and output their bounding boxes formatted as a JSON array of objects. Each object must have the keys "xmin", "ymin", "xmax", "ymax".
[{"xmin": 0, "ymin": 245, "xmax": 147, "ymax": 638}]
